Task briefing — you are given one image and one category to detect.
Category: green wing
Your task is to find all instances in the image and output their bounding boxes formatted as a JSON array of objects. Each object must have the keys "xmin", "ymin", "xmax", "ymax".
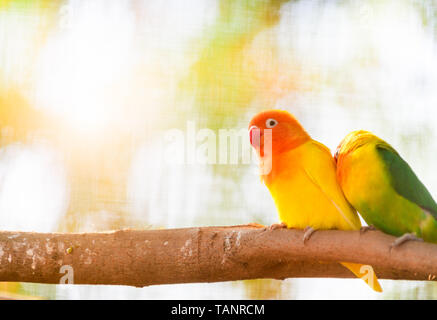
[{"xmin": 376, "ymin": 144, "xmax": 437, "ymax": 218}]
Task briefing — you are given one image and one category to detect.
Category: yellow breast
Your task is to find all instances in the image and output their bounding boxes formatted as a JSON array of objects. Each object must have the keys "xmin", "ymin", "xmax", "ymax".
[
  {"xmin": 339, "ymin": 143, "xmax": 388, "ymax": 208},
  {"xmin": 263, "ymin": 140, "xmax": 361, "ymax": 231}
]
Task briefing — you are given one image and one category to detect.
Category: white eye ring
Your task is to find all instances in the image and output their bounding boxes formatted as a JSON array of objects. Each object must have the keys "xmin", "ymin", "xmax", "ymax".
[{"xmin": 265, "ymin": 118, "xmax": 278, "ymax": 128}]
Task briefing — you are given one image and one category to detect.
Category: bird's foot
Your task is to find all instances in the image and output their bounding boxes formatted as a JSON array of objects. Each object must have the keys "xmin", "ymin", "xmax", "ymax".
[
  {"xmin": 268, "ymin": 222, "xmax": 287, "ymax": 231},
  {"xmin": 390, "ymin": 233, "xmax": 423, "ymax": 250},
  {"xmin": 303, "ymin": 226, "xmax": 316, "ymax": 244},
  {"xmin": 360, "ymin": 225, "xmax": 376, "ymax": 234}
]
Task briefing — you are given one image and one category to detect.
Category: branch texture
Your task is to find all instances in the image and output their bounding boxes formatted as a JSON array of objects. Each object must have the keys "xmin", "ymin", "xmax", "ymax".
[{"xmin": 1, "ymin": 225, "xmax": 437, "ymax": 287}]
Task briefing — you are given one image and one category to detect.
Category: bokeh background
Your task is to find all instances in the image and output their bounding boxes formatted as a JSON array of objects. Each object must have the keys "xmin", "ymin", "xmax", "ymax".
[{"xmin": 1, "ymin": 0, "xmax": 437, "ymax": 299}]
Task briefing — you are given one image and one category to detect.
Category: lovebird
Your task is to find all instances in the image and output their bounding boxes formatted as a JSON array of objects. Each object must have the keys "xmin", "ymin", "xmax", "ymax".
[
  {"xmin": 335, "ymin": 130, "xmax": 437, "ymax": 246},
  {"xmin": 249, "ymin": 110, "xmax": 382, "ymax": 292}
]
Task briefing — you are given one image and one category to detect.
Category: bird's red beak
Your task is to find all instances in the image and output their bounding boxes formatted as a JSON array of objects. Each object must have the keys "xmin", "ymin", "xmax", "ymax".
[{"xmin": 249, "ymin": 126, "xmax": 261, "ymax": 148}]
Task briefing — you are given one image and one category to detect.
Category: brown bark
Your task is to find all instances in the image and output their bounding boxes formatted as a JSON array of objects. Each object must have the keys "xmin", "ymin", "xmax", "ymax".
[{"xmin": 0, "ymin": 225, "xmax": 436, "ymax": 287}]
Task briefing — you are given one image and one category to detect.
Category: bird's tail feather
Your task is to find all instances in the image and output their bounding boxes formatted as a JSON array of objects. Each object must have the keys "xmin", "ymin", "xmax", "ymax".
[{"xmin": 340, "ymin": 262, "xmax": 383, "ymax": 292}]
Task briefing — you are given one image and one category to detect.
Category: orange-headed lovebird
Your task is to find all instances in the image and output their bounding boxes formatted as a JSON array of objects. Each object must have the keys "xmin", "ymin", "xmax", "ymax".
[
  {"xmin": 249, "ymin": 110, "xmax": 382, "ymax": 292},
  {"xmin": 335, "ymin": 130, "xmax": 437, "ymax": 246}
]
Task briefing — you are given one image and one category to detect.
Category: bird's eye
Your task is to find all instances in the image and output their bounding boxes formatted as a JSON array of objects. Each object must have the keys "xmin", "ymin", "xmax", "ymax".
[{"xmin": 266, "ymin": 118, "xmax": 278, "ymax": 128}]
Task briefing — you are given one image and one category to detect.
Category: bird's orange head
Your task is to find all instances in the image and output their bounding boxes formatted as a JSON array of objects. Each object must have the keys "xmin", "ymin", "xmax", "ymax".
[{"xmin": 248, "ymin": 109, "xmax": 311, "ymax": 156}]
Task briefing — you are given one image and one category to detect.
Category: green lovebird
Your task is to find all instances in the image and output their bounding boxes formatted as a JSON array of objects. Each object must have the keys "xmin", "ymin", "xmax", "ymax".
[{"xmin": 335, "ymin": 130, "xmax": 437, "ymax": 246}]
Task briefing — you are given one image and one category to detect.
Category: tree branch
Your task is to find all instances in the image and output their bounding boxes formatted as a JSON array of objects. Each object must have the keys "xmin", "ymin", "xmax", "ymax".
[{"xmin": 1, "ymin": 225, "xmax": 437, "ymax": 287}]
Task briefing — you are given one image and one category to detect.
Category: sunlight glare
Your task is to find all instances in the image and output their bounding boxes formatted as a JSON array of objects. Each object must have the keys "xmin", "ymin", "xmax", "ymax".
[
  {"xmin": 0, "ymin": 144, "xmax": 68, "ymax": 232},
  {"xmin": 34, "ymin": 0, "xmax": 135, "ymax": 134}
]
